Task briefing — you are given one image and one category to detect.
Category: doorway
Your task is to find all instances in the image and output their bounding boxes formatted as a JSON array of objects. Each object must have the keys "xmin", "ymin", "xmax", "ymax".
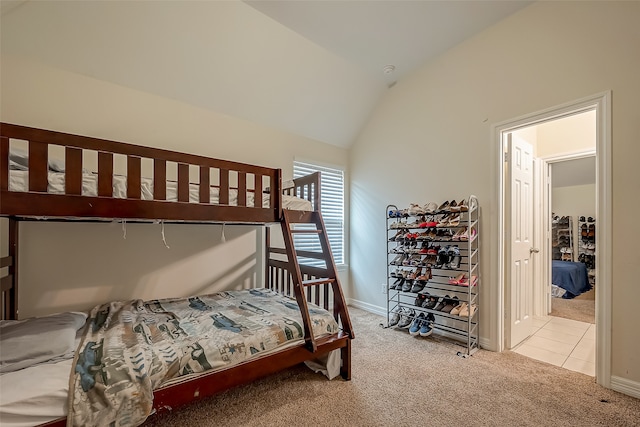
[
  {"xmin": 514, "ymin": 145, "xmax": 596, "ymax": 375},
  {"xmin": 495, "ymin": 92, "xmax": 612, "ymax": 387}
]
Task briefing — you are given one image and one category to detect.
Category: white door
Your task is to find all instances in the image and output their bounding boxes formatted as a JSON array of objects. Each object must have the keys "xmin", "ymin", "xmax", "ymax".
[{"xmin": 506, "ymin": 133, "xmax": 535, "ymax": 349}]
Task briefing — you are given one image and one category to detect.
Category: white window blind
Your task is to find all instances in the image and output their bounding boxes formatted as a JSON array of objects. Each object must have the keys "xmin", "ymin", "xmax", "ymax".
[{"xmin": 293, "ymin": 161, "xmax": 344, "ymax": 266}]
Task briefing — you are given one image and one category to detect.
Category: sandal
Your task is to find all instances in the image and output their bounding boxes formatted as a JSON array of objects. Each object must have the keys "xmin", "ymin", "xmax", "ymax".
[
  {"xmin": 448, "ymin": 273, "xmax": 466, "ymax": 285},
  {"xmin": 447, "ymin": 214, "xmax": 461, "ymax": 227},
  {"xmin": 452, "ymin": 226, "xmax": 467, "ymax": 241},
  {"xmin": 458, "ymin": 275, "xmax": 477, "ymax": 287}
]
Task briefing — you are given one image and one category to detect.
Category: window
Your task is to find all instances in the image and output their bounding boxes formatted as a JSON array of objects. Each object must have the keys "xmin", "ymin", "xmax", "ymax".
[{"xmin": 293, "ymin": 161, "xmax": 344, "ymax": 266}]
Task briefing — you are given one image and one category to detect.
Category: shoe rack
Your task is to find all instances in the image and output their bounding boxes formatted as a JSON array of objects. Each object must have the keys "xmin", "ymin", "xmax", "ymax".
[
  {"xmin": 551, "ymin": 214, "xmax": 573, "ymax": 261},
  {"xmin": 385, "ymin": 196, "xmax": 480, "ymax": 357},
  {"xmin": 578, "ymin": 216, "xmax": 596, "ymax": 286}
]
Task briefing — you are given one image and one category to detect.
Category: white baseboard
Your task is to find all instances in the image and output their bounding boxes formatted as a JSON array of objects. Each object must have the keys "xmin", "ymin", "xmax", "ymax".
[
  {"xmin": 347, "ymin": 298, "xmax": 386, "ymax": 317},
  {"xmin": 611, "ymin": 375, "xmax": 640, "ymax": 399},
  {"xmin": 479, "ymin": 336, "xmax": 493, "ymax": 351}
]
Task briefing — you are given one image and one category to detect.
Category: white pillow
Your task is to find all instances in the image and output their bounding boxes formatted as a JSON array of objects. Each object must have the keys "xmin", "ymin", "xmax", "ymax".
[{"xmin": 0, "ymin": 311, "xmax": 87, "ymax": 374}]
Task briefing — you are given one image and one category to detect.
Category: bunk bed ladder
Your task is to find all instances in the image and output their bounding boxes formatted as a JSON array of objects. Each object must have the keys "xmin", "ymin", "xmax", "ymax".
[{"xmin": 280, "ymin": 209, "xmax": 353, "ymax": 353}]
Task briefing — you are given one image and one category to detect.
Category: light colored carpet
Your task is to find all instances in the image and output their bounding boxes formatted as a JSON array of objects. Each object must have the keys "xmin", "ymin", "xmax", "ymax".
[
  {"xmin": 147, "ymin": 308, "xmax": 639, "ymax": 427},
  {"xmin": 552, "ymin": 288, "xmax": 596, "ymax": 324}
]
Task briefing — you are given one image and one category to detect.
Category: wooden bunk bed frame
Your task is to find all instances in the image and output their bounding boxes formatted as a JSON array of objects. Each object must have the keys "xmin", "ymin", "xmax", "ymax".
[{"xmin": 0, "ymin": 122, "xmax": 353, "ymax": 426}]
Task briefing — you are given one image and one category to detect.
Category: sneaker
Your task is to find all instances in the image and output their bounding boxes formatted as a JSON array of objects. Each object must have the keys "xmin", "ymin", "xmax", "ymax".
[
  {"xmin": 419, "ymin": 313, "xmax": 436, "ymax": 337},
  {"xmin": 397, "ymin": 309, "xmax": 415, "ymax": 329},
  {"xmin": 415, "ymin": 293, "xmax": 428, "ymax": 307},
  {"xmin": 409, "ymin": 313, "xmax": 427, "ymax": 335},
  {"xmin": 388, "ymin": 307, "xmax": 403, "ymax": 327},
  {"xmin": 401, "ymin": 279, "xmax": 414, "ymax": 292}
]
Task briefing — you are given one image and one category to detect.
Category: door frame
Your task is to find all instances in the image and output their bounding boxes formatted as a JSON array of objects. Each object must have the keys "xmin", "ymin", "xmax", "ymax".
[
  {"xmin": 493, "ymin": 91, "xmax": 611, "ymax": 387},
  {"xmin": 539, "ymin": 150, "xmax": 596, "ymax": 316}
]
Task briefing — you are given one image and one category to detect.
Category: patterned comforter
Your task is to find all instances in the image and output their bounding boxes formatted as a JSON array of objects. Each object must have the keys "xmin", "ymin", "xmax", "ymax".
[{"xmin": 68, "ymin": 288, "xmax": 338, "ymax": 426}]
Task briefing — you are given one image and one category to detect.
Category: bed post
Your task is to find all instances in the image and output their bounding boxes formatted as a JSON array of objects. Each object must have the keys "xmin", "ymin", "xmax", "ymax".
[
  {"xmin": 5, "ymin": 217, "xmax": 18, "ymax": 319},
  {"xmin": 265, "ymin": 225, "xmax": 271, "ymax": 291}
]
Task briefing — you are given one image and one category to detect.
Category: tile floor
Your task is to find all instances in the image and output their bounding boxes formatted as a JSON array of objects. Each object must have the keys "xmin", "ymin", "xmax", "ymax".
[{"xmin": 513, "ymin": 315, "xmax": 595, "ymax": 376}]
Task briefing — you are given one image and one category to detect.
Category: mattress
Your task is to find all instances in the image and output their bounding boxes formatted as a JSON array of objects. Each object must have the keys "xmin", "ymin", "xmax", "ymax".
[
  {"xmin": 0, "ymin": 359, "xmax": 72, "ymax": 427},
  {"xmin": 8, "ymin": 170, "xmax": 312, "ymax": 211},
  {"xmin": 0, "ymin": 289, "xmax": 338, "ymax": 427}
]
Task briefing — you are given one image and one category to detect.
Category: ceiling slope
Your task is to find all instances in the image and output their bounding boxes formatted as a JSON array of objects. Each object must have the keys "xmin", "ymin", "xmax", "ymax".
[{"xmin": 2, "ymin": 1, "xmax": 531, "ymax": 148}]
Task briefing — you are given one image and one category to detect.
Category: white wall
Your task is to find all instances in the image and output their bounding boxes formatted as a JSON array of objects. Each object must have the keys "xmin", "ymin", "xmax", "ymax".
[
  {"xmin": 349, "ymin": 1, "xmax": 640, "ymax": 384},
  {"xmin": 0, "ymin": 55, "xmax": 349, "ymax": 317},
  {"xmin": 537, "ymin": 110, "xmax": 596, "ymax": 158}
]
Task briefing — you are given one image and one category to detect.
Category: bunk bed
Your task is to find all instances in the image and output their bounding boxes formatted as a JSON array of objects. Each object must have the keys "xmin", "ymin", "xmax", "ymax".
[{"xmin": 0, "ymin": 123, "xmax": 353, "ymax": 427}]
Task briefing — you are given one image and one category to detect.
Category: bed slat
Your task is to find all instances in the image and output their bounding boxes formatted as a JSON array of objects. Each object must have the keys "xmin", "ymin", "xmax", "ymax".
[
  {"xmin": 199, "ymin": 166, "xmax": 209, "ymax": 203},
  {"xmin": 177, "ymin": 163, "xmax": 189, "ymax": 202},
  {"xmin": 219, "ymin": 169, "xmax": 229, "ymax": 205},
  {"xmin": 154, "ymin": 159, "xmax": 166, "ymax": 200},
  {"xmin": 237, "ymin": 172, "xmax": 246, "ymax": 207},
  {"xmin": 98, "ymin": 152, "xmax": 113, "ymax": 197},
  {"xmin": 127, "ymin": 156, "xmax": 141, "ymax": 199},
  {"xmin": 29, "ymin": 141, "xmax": 48, "ymax": 192},
  {"xmin": 0, "ymin": 137, "xmax": 8, "ymax": 191},
  {"xmin": 65, "ymin": 147, "xmax": 83, "ymax": 195},
  {"xmin": 254, "ymin": 174, "xmax": 262, "ymax": 208}
]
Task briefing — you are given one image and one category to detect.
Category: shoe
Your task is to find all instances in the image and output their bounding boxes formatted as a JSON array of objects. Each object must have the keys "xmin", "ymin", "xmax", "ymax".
[
  {"xmin": 437, "ymin": 200, "xmax": 450, "ymax": 213},
  {"xmin": 401, "ymin": 279, "xmax": 414, "ymax": 292},
  {"xmin": 448, "ymin": 255, "xmax": 460, "ymax": 269},
  {"xmin": 419, "ymin": 313, "xmax": 436, "ymax": 336},
  {"xmin": 436, "ymin": 214, "xmax": 451, "ymax": 227},
  {"xmin": 452, "ymin": 226, "xmax": 467, "ymax": 241},
  {"xmin": 441, "ymin": 297, "xmax": 458, "ymax": 313},
  {"xmin": 397, "ymin": 309, "xmax": 415, "ymax": 328},
  {"xmin": 409, "ymin": 313, "xmax": 427, "ymax": 335},
  {"xmin": 410, "ymin": 280, "xmax": 425, "ymax": 293},
  {"xmin": 417, "ymin": 267, "xmax": 432, "ymax": 281},
  {"xmin": 448, "ymin": 273, "xmax": 466, "ymax": 285},
  {"xmin": 458, "ymin": 275, "xmax": 478, "ymax": 287},
  {"xmin": 433, "ymin": 297, "xmax": 448, "ymax": 311},
  {"xmin": 459, "ymin": 303, "xmax": 476, "ymax": 317},
  {"xmin": 407, "ymin": 203, "xmax": 425, "ymax": 216},
  {"xmin": 415, "ymin": 293, "xmax": 428, "ymax": 307},
  {"xmin": 423, "ymin": 202, "xmax": 438, "ymax": 214},
  {"xmin": 423, "ymin": 295, "xmax": 438, "ymax": 309},
  {"xmin": 448, "ymin": 214, "xmax": 461, "ymax": 227},
  {"xmin": 388, "ymin": 307, "xmax": 403, "ymax": 327},
  {"xmin": 450, "ymin": 302, "xmax": 466, "ymax": 316},
  {"xmin": 453, "ymin": 199, "xmax": 468, "ymax": 212}
]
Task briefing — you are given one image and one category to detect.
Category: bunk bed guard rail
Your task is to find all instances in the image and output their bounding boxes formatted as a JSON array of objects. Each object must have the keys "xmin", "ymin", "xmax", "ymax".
[{"xmin": 0, "ymin": 123, "xmax": 283, "ymax": 223}]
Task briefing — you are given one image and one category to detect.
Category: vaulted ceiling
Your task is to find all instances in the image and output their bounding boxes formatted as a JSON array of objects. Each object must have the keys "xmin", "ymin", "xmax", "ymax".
[{"xmin": 1, "ymin": 0, "xmax": 532, "ymax": 148}]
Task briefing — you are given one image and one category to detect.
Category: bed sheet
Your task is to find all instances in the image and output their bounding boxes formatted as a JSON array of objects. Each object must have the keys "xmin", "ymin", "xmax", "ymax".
[
  {"xmin": 551, "ymin": 260, "xmax": 592, "ymax": 299},
  {"xmin": 0, "ymin": 289, "xmax": 339, "ymax": 427},
  {"xmin": 0, "ymin": 359, "xmax": 72, "ymax": 427},
  {"xmin": 9, "ymin": 170, "xmax": 312, "ymax": 211}
]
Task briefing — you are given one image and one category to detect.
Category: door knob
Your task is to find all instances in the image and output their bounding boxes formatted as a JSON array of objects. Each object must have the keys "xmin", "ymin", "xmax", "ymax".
[{"xmin": 530, "ymin": 248, "xmax": 540, "ymax": 254}]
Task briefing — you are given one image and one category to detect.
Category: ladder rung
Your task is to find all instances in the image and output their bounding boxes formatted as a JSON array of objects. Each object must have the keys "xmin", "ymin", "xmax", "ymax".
[
  {"xmin": 290, "ymin": 229, "xmax": 322, "ymax": 234},
  {"xmin": 302, "ymin": 278, "xmax": 335, "ymax": 287}
]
